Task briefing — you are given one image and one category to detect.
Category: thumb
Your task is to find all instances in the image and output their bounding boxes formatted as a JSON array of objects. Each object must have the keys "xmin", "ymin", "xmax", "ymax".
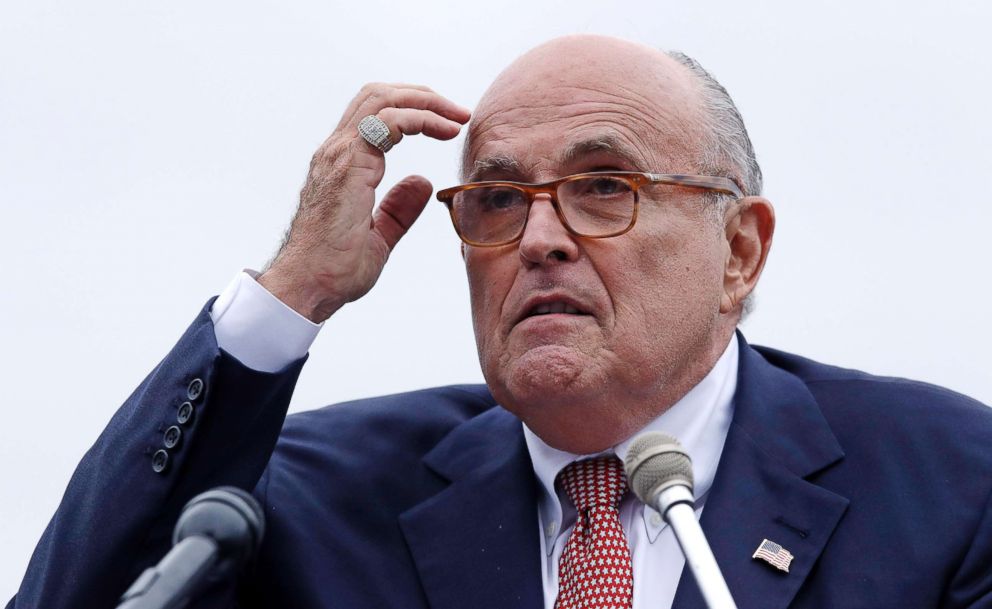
[{"xmin": 373, "ymin": 175, "xmax": 433, "ymax": 252}]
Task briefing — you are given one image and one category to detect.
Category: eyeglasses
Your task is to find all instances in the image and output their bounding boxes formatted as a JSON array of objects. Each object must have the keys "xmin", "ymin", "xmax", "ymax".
[{"xmin": 436, "ymin": 171, "xmax": 743, "ymax": 247}]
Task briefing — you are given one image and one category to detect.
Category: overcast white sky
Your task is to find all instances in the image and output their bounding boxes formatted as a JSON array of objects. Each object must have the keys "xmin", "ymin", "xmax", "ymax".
[{"xmin": 2, "ymin": 0, "xmax": 990, "ymax": 597}]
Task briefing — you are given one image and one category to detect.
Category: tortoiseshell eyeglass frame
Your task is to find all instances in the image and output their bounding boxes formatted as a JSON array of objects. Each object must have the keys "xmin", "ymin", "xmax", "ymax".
[{"xmin": 435, "ymin": 171, "xmax": 745, "ymax": 247}]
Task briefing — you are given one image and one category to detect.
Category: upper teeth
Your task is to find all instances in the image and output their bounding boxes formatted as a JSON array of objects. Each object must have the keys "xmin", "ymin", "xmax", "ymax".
[{"xmin": 532, "ymin": 302, "xmax": 581, "ymax": 315}]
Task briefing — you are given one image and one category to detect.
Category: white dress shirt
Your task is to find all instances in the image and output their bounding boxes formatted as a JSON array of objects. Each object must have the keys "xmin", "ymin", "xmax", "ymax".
[
  {"xmin": 524, "ymin": 334, "xmax": 738, "ymax": 609},
  {"xmin": 210, "ymin": 271, "xmax": 739, "ymax": 609},
  {"xmin": 211, "ymin": 271, "xmax": 321, "ymax": 372}
]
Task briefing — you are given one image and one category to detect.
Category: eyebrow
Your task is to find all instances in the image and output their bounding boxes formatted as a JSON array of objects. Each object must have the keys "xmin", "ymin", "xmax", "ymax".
[
  {"xmin": 466, "ymin": 134, "xmax": 643, "ymax": 183},
  {"xmin": 558, "ymin": 134, "xmax": 642, "ymax": 169},
  {"xmin": 467, "ymin": 155, "xmax": 523, "ymax": 182}
]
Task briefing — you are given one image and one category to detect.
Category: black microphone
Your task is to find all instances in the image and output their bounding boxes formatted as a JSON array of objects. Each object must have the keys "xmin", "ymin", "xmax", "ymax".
[
  {"xmin": 117, "ymin": 486, "xmax": 265, "ymax": 609},
  {"xmin": 624, "ymin": 432, "xmax": 738, "ymax": 609}
]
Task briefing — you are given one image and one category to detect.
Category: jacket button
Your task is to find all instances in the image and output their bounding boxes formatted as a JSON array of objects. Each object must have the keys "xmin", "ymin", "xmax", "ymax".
[
  {"xmin": 163, "ymin": 426, "xmax": 182, "ymax": 449},
  {"xmin": 152, "ymin": 449, "xmax": 169, "ymax": 474},
  {"xmin": 187, "ymin": 378, "xmax": 204, "ymax": 401},
  {"xmin": 177, "ymin": 402, "xmax": 194, "ymax": 425}
]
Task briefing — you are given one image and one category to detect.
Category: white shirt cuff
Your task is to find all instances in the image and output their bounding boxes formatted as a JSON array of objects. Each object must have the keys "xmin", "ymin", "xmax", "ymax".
[{"xmin": 210, "ymin": 270, "xmax": 322, "ymax": 373}]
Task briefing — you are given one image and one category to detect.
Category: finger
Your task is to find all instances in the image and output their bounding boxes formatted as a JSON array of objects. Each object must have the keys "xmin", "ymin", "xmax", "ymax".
[
  {"xmin": 386, "ymin": 82, "xmax": 435, "ymax": 92},
  {"xmin": 377, "ymin": 107, "xmax": 464, "ymax": 143},
  {"xmin": 357, "ymin": 108, "xmax": 464, "ymax": 155},
  {"xmin": 373, "ymin": 175, "xmax": 433, "ymax": 252},
  {"xmin": 338, "ymin": 82, "xmax": 396, "ymax": 130},
  {"xmin": 346, "ymin": 84, "xmax": 471, "ymax": 127},
  {"xmin": 380, "ymin": 89, "xmax": 471, "ymax": 123}
]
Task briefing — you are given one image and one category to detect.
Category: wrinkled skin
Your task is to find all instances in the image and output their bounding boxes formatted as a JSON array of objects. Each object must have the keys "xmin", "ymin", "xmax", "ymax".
[
  {"xmin": 461, "ymin": 36, "xmax": 774, "ymax": 453},
  {"xmin": 259, "ymin": 84, "xmax": 471, "ymax": 321},
  {"xmin": 260, "ymin": 35, "xmax": 774, "ymax": 454}
]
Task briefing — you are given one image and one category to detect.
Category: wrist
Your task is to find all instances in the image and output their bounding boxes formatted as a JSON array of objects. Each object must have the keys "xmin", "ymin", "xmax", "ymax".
[{"xmin": 257, "ymin": 267, "xmax": 345, "ymax": 324}]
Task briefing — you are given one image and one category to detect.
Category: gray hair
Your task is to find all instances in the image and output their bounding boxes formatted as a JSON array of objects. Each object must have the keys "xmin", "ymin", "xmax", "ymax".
[
  {"xmin": 667, "ymin": 51, "xmax": 762, "ymax": 321},
  {"xmin": 665, "ymin": 51, "xmax": 763, "ymax": 200}
]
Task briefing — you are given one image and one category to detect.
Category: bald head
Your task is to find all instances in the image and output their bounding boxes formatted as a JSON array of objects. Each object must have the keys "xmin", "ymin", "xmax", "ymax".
[
  {"xmin": 462, "ymin": 35, "xmax": 760, "ymax": 198},
  {"xmin": 464, "ymin": 36, "xmax": 706, "ymax": 178},
  {"xmin": 477, "ymin": 35, "xmax": 700, "ymax": 113},
  {"xmin": 458, "ymin": 35, "xmax": 775, "ymax": 453}
]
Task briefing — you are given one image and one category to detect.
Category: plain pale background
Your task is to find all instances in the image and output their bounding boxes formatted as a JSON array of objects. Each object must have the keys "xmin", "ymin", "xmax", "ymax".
[{"xmin": 2, "ymin": 0, "xmax": 990, "ymax": 598}]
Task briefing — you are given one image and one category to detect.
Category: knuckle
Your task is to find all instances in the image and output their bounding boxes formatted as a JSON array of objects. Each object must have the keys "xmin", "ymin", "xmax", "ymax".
[
  {"xmin": 310, "ymin": 138, "xmax": 349, "ymax": 170},
  {"xmin": 363, "ymin": 82, "xmax": 388, "ymax": 98},
  {"xmin": 357, "ymin": 83, "xmax": 382, "ymax": 107}
]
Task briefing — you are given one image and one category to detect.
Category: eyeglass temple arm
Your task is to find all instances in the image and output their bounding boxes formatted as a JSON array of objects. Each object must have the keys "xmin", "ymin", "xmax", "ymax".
[{"xmin": 646, "ymin": 173, "xmax": 744, "ymax": 199}]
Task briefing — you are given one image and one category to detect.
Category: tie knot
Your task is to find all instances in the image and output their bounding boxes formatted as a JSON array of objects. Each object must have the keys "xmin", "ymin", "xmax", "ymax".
[{"xmin": 557, "ymin": 455, "xmax": 628, "ymax": 512}]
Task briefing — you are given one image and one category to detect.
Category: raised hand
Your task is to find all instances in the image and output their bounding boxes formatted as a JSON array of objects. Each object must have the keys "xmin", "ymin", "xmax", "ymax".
[{"xmin": 258, "ymin": 83, "xmax": 471, "ymax": 322}]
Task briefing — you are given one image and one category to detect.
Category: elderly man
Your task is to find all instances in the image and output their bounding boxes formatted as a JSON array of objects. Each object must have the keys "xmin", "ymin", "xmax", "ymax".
[{"xmin": 10, "ymin": 35, "xmax": 992, "ymax": 609}]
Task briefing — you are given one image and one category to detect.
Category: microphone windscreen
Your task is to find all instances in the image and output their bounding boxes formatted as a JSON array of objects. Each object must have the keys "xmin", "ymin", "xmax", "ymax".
[
  {"xmin": 624, "ymin": 432, "xmax": 694, "ymax": 504},
  {"xmin": 173, "ymin": 486, "xmax": 266, "ymax": 565}
]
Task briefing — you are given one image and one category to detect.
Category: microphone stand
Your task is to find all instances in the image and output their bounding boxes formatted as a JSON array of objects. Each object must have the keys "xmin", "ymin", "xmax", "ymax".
[{"xmin": 115, "ymin": 487, "xmax": 264, "ymax": 609}]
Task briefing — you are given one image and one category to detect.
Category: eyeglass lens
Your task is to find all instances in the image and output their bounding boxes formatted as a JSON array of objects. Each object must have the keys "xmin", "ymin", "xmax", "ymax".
[{"xmin": 451, "ymin": 175, "xmax": 636, "ymax": 244}]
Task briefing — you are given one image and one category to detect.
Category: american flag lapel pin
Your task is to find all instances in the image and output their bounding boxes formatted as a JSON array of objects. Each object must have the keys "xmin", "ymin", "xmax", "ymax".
[{"xmin": 752, "ymin": 538, "xmax": 794, "ymax": 573}]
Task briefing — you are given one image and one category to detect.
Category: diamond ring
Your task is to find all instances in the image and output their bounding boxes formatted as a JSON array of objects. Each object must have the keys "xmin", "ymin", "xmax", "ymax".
[{"xmin": 357, "ymin": 115, "xmax": 394, "ymax": 153}]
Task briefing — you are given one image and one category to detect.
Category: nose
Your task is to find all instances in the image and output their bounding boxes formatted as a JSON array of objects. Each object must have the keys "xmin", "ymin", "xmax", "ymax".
[{"xmin": 518, "ymin": 194, "xmax": 580, "ymax": 266}]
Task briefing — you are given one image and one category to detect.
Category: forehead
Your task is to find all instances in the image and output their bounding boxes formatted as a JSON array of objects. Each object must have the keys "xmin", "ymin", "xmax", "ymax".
[{"xmin": 464, "ymin": 46, "xmax": 705, "ymax": 180}]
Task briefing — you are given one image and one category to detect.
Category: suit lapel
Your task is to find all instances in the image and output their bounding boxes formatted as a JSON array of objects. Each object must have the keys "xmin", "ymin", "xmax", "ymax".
[
  {"xmin": 398, "ymin": 336, "xmax": 852, "ymax": 609},
  {"xmin": 673, "ymin": 336, "xmax": 851, "ymax": 609},
  {"xmin": 399, "ymin": 406, "xmax": 544, "ymax": 609}
]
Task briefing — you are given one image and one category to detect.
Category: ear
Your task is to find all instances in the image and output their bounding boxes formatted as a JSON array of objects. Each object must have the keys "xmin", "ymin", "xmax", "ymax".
[{"xmin": 720, "ymin": 196, "xmax": 775, "ymax": 315}]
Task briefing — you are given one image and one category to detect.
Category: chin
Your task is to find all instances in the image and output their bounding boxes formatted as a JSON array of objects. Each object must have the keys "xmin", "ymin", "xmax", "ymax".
[{"xmin": 493, "ymin": 345, "xmax": 607, "ymax": 412}]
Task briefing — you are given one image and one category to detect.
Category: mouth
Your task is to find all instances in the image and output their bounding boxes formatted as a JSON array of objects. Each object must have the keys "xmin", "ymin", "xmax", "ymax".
[{"xmin": 516, "ymin": 296, "xmax": 593, "ymax": 326}]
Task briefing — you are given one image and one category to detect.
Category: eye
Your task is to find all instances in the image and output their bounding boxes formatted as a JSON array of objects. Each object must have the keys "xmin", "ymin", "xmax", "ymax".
[
  {"xmin": 583, "ymin": 177, "xmax": 631, "ymax": 197},
  {"xmin": 478, "ymin": 187, "xmax": 524, "ymax": 211}
]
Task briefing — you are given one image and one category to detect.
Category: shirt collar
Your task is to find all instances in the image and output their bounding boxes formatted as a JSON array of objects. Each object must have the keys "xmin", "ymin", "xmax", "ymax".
[{"xmin": 523, "ymin": 333, "xmax": 739, "ymax": 546}]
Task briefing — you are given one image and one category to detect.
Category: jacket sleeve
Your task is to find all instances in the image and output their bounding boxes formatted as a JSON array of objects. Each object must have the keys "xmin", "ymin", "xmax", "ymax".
[{"xmin": 7, "ymin": 300, "xmax": 306, "ymax": 609}]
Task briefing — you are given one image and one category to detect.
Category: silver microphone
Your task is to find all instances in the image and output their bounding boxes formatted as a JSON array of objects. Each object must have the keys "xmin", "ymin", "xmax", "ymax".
[{"xmin": 624, "ymin": 432, "xmax": 738, "ymax": 609}]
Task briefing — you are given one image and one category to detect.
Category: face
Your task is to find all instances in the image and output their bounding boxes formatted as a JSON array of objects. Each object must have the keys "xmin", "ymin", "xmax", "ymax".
[{"xmin": 462, "ymin": 37, "xmax": 748, "ymax": 453}]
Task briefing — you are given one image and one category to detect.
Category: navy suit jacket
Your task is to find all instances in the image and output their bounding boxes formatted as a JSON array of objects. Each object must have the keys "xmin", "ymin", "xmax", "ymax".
[{"xmin": 10, "ymin": 302, "xmax": 992, "ymax": 608}]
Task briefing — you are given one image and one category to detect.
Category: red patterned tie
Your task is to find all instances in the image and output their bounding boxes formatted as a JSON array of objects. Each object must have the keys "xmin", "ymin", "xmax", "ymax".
[{"xmin": 555, "ymin": 455, "xmax": 634, "ymax": 609}]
